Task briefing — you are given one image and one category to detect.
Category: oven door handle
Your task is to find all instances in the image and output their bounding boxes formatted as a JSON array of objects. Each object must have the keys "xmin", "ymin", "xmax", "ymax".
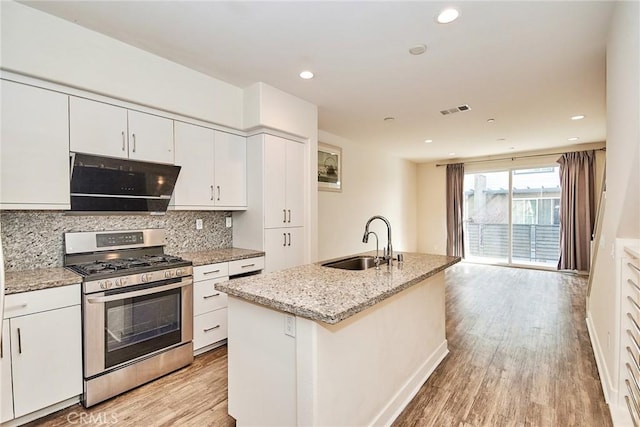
[{"xmin": 86, "ymin": 279, "xmax": 193, "ymax": 303}]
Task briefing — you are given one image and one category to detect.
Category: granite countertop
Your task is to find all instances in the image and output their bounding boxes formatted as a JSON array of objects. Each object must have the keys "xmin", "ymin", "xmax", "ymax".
[
  {"xmin": 177, "ymin": 247, "xmax": 265, "ymax": 266},
  {"xmin": 4, "ymin": 267, "xmax": 82, "ymax": 295},
  {"xmin": 216, "ymin": 252, "xmax": 460, "ymax": 325},
  {"xmin": 3, "ymin": 247, "xmax": 264, "ymax": 295}
]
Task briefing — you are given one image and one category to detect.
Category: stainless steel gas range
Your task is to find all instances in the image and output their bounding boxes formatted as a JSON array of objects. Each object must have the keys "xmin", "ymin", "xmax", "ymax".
[{"xmin": 64, "ymin": 229, "xmax": 193, "ymax": 407}]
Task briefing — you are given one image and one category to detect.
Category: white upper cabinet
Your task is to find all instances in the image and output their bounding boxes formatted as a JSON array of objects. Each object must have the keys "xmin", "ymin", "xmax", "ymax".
[
  {"xmin": 264, "ymin": 134, "xmax": 305, "ymax": 228},
  {"xmin": 69, "ymin": 96, "xmax": 128, "ymax": 159},
  {"xmin": 70, "ymin": 97, "xmax": 174, "ymax": 164},
  {"xmin": 214, "ymin": 131, "xmax": 247, "ymax": 208},
  {"xmin": 0, "ymin": 80, "xmax": 70, "ymax": 210},
  {"xmin": 173, "ymin": 122, "xmax": 246, "ymax": 210},
  {"xmin": 127, "ymin": 110, "xmax": 174, "ymax": 164},
  {"xmin": 173, "ymin": 122, "xmax": 215, "ymax": 208}
]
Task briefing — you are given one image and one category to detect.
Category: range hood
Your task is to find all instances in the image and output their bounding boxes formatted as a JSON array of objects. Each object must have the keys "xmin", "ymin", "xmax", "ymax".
[{"xmin": 69, "ymin": 153, "xmax": 181, "ymax": 214}]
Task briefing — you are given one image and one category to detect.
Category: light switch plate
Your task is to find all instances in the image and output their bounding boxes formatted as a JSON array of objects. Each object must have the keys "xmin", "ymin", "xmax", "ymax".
[{"xmin": 195, "ymin": 219, "xmax": 203, "ymax": 230}]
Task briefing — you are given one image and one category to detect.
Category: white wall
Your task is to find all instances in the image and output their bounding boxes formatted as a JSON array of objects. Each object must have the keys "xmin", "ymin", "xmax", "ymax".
[
  {"xmin": 0, "ymin": 1, "xmax": 243, "ymax": 129},
  {"xmin": 588, "ymin": 0, "xmax": 640, "ymax": 405},
  {"xmin": 317, "ymin": 130, "xmax": 417, "ymax": 261},
  {"xmin": 416, "ymin": 142, "xmax": 606, "ymax": 257}
]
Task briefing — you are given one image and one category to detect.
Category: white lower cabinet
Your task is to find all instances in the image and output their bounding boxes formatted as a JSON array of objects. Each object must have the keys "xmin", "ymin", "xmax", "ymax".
[
  {"xmin": 1, "ymin": 285, "xmax": 82, "ymax": 422},
  {"xmin": 1, "ymin": 322, "xmax": 13, "ymax": 423},
  {"xmin": 192, "ymin": 258, "xmax": 264, "ymax": 354},
  {"xmin": 264, "ymin": 227, "xmax": 305, "ymax": 273}
]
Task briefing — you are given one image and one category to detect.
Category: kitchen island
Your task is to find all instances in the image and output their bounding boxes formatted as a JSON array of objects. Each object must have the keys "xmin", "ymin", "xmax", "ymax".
[{"xmin": 216, "ymin": 252, "xmax": 460, "ymax": 426}]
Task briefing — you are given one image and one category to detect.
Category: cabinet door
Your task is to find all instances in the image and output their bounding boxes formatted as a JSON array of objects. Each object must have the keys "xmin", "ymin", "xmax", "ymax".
[
  {"xmin": 285, "ymin": 141, "xmax": 306, "ymax": 227},
  {"xmin": 11, "ymin": 305, "xmax": 82, "ymax": 418},
  {"xmin": 264, "ymin": 228, "xmax": 290, "ymax": 273},
  {"xmin": 286, "ymin": 227, "xmax": 306, "ymax": 269},
  {"xmin": 173, "ymin": 122, "xmax": 215, "ymax": 208},
  {"xmin": 214, "ymin": 131, "xmax": 247, "ymax": 208},
  {"xmin": 127, "ymin": 110, "xmax": 174, "ymax": 164},
  {"xmin": 1, "ymin": 81, "xmax": 70, "ymax": 209},
  {"xmin": 263, "ymin": 135, "xmax": 288, "ymax": 228},
  {"xmin": 69, "ymin": 96, "xmax": 128, "ymax": 159},
  {"xmin": 1, "ymin": 321, "xmax": 13, "ymax": 423}
]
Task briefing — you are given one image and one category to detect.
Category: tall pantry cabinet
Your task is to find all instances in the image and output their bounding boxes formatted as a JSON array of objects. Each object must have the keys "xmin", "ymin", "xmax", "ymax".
[{"xmin": 233, "ymin": 133, "xmax": 307, "ymax": 273}]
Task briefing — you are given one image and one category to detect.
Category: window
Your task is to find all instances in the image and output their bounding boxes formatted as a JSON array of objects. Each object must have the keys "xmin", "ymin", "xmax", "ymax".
[{"xmin": 463, "ymin": 166, "xmax": 560, "ymax": 267}]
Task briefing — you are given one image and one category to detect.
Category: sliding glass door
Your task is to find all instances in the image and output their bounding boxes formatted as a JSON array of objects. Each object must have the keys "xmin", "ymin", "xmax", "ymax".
[{"xmin": 463, "ymin": 166, "xmax": 560, "ymax": 268}]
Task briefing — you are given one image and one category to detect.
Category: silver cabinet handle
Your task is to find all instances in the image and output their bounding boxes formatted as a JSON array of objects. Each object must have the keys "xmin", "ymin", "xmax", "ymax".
[
  {"xmin": 87, "ymin": 279, "xmax": 192, "ymax": 303},
  {"xmin": 287, "ymin": 232, "xmax": 291, "ymax": 246},
  {"xmin": 217, "ymin": 186, "xmax": 221, "ymax": 201},
  {"xmin": 121, "ymin": 131, "xmax": 126, "ymax": 151},
  {"xmin": 210, "ymin": 185, "xmax": 214, "ymax": 201},
  {"xmin": 132, "ymin": 133, "xmax": 137, "ymax": 152},
  {"xmin": 241, "ymin": 263, "xmax": 255, "ymax": 269},
  {"xmin": 203, "ymin": 293, "xmax": 221, "ymax": 299},
  {"xmin": 287, "ymin": 210, "xmax": 291, "ymax": 223},
  {"xmin": 630, "ymin": 262, "xmax": 640, "ymax": 274},
  {"xmin": 5, "ymin": 303, "xmax": 27, "ymax": 311},
  {"xmin": 283, "ymin": 209, "xmax": 287, "ymax": 223},
  {"xmin": 204, "ymin": 325, "xmax": 221, "ymax": 333},
  {"xmin": 203, "ymin": 269, "xmax": 221, "ymax": 275},
  {"xmin": 283, "ymin": 233, "xmax": 287, "ymax": 246},
  {"xmin": 17, "ymin": 328, "xmax": 22, "ymax": 354},
  {"xmin": 1, "ymin": 337, "xmax": 3, "ymax": 358}
]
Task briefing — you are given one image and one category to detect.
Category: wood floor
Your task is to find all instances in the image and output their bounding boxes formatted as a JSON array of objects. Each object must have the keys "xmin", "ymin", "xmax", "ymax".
[{"xmin": 30, "ymin": 263, "xmax": 611, "ymax": 426}]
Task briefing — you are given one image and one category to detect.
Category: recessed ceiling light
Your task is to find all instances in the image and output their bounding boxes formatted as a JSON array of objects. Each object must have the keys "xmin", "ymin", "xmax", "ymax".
[
  {"xmin": 568, "ymin": 137, "xmax": 580, "ymax": 141},
  {"xmin": 437, "ymin": 8, "xmax": 460, "ymax": 24},
  {"xmin": 497, "ymin": 138, "xmax": 506, "ymax": 141},
  {"xmin": 509, "ymin": 146, "xmax": 515, "ymax": 150},
  {"xmin": 299, "ymin": 70, "xmax": 314, "ymax": 79},
  {"xmin": 487, "ymin": 118, "xmax": 496, "ymax": 123},
  {"xmin": 409, "ymin": 44, "xmax": 427, "ymax": 55},
  {"xmin": 571, "ymin": 115, "xmax": 585, "ymax": 120},
  {"xmin": 449, "ymin": 152, "xmax": 456, "ymax": 156},
  {"xmin": 424, "ymin": 139, "xmax": 433, "ymax": 143},
  {"xmin": 383, "ymin": 116, "xmax": 395, "ymax": 122}
]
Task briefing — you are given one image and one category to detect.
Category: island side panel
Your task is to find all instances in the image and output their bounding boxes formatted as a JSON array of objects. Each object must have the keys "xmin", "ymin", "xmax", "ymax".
[
  {"xmin": 296, "ymin": 271, "xmax": 448, "ymax": 426},
  {"xmin": 227, "ymin": 297, "xmax": 297, "ymax": 426}
]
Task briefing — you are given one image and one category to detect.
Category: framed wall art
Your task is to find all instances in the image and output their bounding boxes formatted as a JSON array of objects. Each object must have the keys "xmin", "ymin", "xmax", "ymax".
[{"xmin": 318, "ymin": 143, "xmax": 342, "ymax": 192}]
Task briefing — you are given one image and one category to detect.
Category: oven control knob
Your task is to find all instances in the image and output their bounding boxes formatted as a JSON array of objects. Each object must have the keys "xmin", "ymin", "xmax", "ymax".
[
  {"xmin": 165, "ymin": 271, "xmax": 174, "ymax": 279},
  {"xmin": 99, "ymin": 281, "xmax": 106, "ymax": 290},
  {"xmin": 141, "ymin": 273, "xmax": 150, "ymax": 283},
  {"xmin": 176, "ymin": 269, "xmax": 183, "ymax": 277},
  {"xmin": 104, "ymin": 280, "xmax": 113, "ymax": 289}
]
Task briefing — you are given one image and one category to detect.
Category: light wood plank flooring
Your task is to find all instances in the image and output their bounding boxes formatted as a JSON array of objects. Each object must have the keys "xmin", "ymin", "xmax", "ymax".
[{"xmin": 30, "ymin": 263, "xmax": 611, "ymax": 426}]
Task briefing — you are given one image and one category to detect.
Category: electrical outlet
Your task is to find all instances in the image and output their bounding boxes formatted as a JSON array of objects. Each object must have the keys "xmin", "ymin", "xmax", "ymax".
[
  {"xmin": 226, "ymin": 217, "xmax": 232, "ymax": 228},
  {"xmin": 284, "ymin": 314, "xmax": 296, "ymax": 337},
  {"xmin": 195, "ymin": 219, "xmax": 203, "ymax": 230}
]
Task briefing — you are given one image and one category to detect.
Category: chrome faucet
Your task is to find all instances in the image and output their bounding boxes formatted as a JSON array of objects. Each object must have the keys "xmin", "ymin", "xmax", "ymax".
[
  {"xmin": 362, "ymin": 215, "xmax": 393, "ymax": 266},
  {"xmin": 365, "ymin": 231, "xmax": 381, "ymax": 269}
]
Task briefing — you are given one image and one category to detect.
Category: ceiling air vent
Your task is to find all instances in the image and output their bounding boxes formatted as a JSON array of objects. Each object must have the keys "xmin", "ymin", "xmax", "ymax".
[{"xmin": 440, "ymin": 104, "xmax": 471, "ymax": 115}]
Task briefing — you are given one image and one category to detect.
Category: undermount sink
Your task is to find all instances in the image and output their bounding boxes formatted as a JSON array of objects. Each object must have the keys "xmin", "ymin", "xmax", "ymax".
[{"xmin": 322, "ymin": 255, "xmax": 385, "ymax": 270}]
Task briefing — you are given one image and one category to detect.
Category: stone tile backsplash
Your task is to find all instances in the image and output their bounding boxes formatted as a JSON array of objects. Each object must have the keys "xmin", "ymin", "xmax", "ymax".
[{"xmin": 0, "ymin": 210, "xmax": 232, "ymax": 271}]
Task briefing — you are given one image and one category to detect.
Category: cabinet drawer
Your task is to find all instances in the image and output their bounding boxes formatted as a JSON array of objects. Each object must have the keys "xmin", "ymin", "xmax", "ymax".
[
  {"xmin": 193, "ymin": 308, "xmax": 227, "ymax": 350},
  {"xmin": 194, "ymin": 262, "xmax": 229, "ymax": 282},
  {"xmin": 194, "ymin": 277, "xmax": 228, "ymax": 316},
  {"xmin": 4, "ymin": 284, "xmax": 80, "ymax": 319},
  {"xmin": 229, "ymin": 257, "xmax": 264, "ymax": 276}
]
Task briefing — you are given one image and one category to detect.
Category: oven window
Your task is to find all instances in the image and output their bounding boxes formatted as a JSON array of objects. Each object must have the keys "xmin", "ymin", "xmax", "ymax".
[{"xmin": 104, "ymin": 287, "xmax": 182, "ymax": 369}]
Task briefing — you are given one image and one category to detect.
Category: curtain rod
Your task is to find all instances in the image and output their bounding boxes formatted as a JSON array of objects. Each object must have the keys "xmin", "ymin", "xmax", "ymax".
[{"xmin": 435, "ymin": 147, "xmax": 606, "ymax": 167}]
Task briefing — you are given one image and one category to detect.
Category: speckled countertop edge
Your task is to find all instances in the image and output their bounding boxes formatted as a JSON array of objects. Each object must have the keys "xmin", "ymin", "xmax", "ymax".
[
  {"xmin": 176, "ymin": 247, "xmax": 265, "ymax": 266},
  {"xmin": 5, "ymin": 268, "xmax": 82, "ymax": 295},
  {"xmin": 4, "ymin": 247, "xmax": 264, "ymax": 294},
  {"xmin": 216, "ymin": 252, "xmax": 461, "ymax": 325}
]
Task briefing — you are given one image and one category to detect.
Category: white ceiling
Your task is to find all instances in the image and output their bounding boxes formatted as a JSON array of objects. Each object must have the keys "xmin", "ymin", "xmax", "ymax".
[{"xmin": 21, "ymin": 1, "xmax": 613, "ymax": 163}]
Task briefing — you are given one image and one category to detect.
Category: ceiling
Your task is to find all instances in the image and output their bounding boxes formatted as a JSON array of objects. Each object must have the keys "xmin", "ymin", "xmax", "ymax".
[{"xmin": 21, "ymin": 1, "xmax": 614, "ymax": 163}]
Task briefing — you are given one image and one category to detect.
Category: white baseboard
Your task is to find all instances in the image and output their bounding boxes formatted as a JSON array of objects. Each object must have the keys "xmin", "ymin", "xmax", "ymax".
[
  {"xmin": 371, "ymin": 340, "xmax": 449, "ymax": 427},
  {"xmin": 2, "ymin": 396, "xmax": 80, "ymax": 427},
  {"xmin": 586, "ymin": 314, "xmax": 616, "ymax": 404}
]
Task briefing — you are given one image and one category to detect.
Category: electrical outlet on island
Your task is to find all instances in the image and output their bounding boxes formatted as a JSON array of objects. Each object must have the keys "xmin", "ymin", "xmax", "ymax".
[{"xmin": 195, "ymin": 219, "xmax": 203, "ymax": 230}]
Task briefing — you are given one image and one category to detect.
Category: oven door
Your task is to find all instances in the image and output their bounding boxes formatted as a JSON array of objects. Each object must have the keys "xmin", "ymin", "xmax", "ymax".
[{"xmin": 83, "ymin": 277, "xmax": 193, "ymax": 378}]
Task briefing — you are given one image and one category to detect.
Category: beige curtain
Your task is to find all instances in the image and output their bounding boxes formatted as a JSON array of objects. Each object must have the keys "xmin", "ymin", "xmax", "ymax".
[
  {"xmin": 557, "ymin": 150, "xmax": 595, "ymax": 271},
  {"xmin": 446, "ymin": 163, "xmax": 465, "ymax": 257}
]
